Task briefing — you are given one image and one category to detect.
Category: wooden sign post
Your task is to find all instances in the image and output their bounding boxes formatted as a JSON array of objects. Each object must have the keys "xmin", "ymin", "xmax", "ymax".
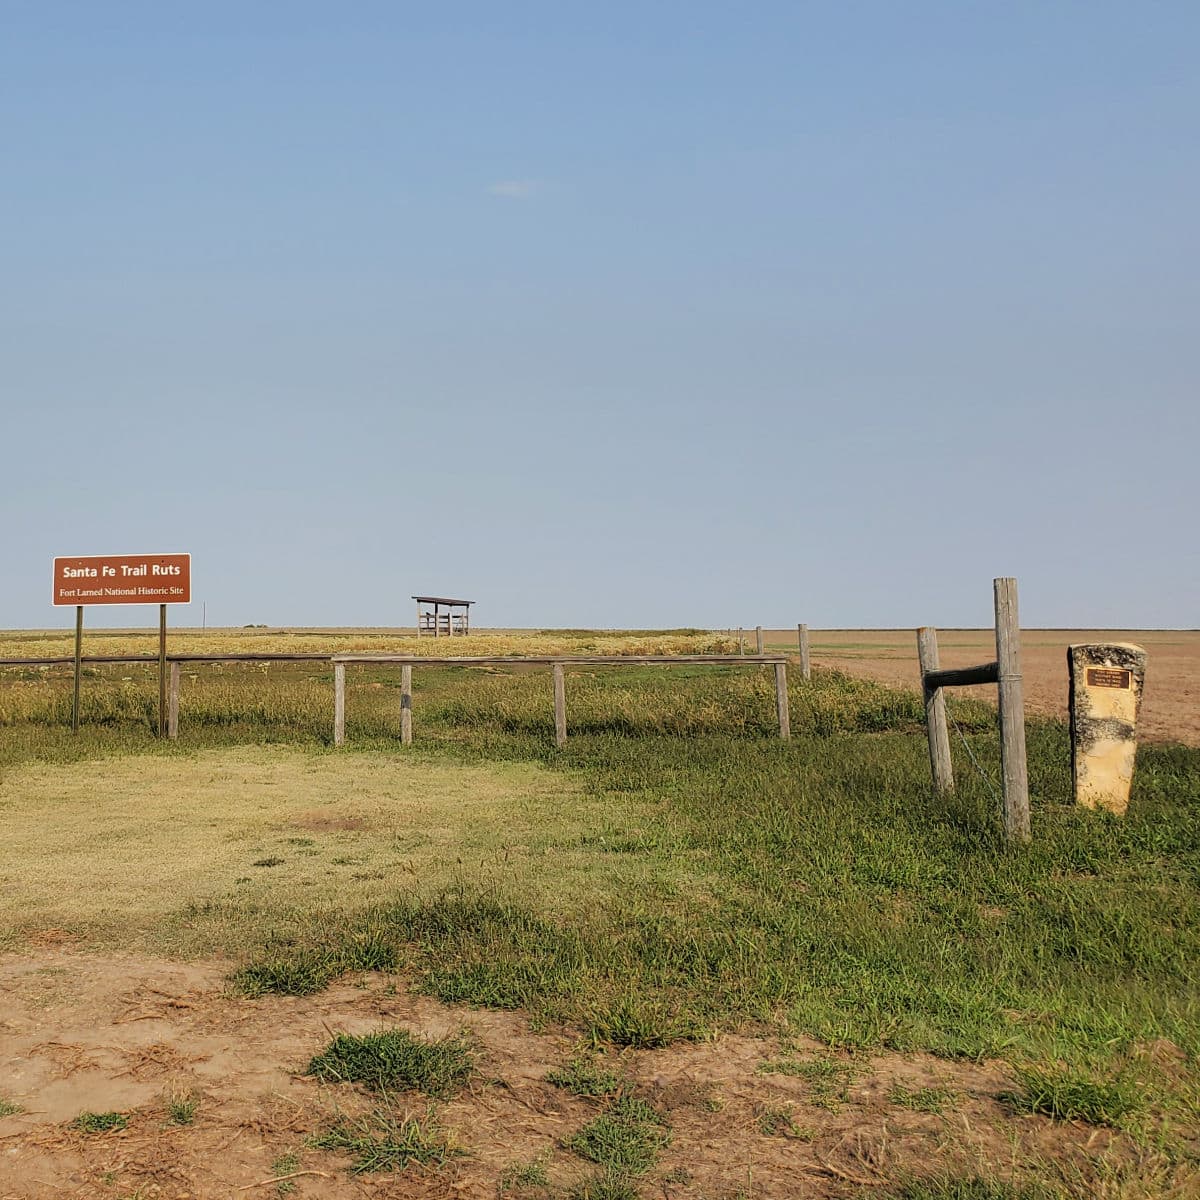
[{"xmin": 52, "ymin": 553, "xmax": 191, "ymax": 737}]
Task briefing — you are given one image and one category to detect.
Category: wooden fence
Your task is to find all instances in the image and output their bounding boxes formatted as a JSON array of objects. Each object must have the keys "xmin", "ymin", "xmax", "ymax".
[
  {"xmin": 0, "ymin": 652, "xmax": 791, "ymax": 746},
  {"xmin": 329, "ymin": 655, "xmax": 792, "ymax": 747},
  {"xmin": 916, "ymin": 577, "xmax": 1030, "ymax": 843}
]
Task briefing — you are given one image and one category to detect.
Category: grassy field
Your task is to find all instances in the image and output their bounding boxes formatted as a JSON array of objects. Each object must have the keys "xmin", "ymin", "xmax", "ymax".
[{"xmin": 1, "ymin": 636, "xmax": 1198, "ymax": 1197}]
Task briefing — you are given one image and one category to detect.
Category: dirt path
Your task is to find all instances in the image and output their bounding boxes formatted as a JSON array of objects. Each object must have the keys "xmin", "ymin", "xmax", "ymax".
[
  {"xmin": 759, "ymin": 628, "xmax": 1200, "ymax": 747},
  {"xmin": 0, "ymin": 947, "xmax": 1161, "ymax": 1198}
]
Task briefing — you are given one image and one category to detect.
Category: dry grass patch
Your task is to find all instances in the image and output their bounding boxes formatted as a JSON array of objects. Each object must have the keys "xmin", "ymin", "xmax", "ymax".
[{"xmin": 0, "ymin": 745, "xmax": 716, "ymax": 955}]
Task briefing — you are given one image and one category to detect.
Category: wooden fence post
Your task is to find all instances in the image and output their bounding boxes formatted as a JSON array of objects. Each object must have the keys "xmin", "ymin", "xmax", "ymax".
[
  {"xmin": 756, "ymin": 625, "xmax": 764, "ymax": 654},
  {"xmin": 400, "ymin": 664, "xmax": 413, "ymax": 746},
  {"xmin": 168, "ymin": 662, "xmax": 180, "ymax": 740},
  {"xmin": 774, "ymin": 662, "xmax": 790, "ymax": 739},
  {"xmin": 798, "ymin": 624, "xmax": 811, "ymax": 680},
  {"xmin": 553, "ymin": 663, "xmax": 567, "ymax": 747},
  {"xmin": 334, "ymin": 661, "xmax": 345, "ymax": 747},
  {"xmin": 994, "ymin": 577, "xmax": 1031, "ymax": 843},
  {"xmin": 917, "ymin": 627, "xmax": 954, "ymax": 794},
  {"xmin": 738, "ymin": 627, "xmax": 745, "ymax": 655}
]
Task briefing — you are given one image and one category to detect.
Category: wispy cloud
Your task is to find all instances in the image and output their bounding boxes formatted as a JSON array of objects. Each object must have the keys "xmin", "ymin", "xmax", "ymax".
[{"xmin": 486, "ymin": 179, "xmax": 541, "ymax": 199}]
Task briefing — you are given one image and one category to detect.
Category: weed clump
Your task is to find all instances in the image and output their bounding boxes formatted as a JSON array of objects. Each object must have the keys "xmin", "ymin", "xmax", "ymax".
[
  {"xmin": 307, "ymin": 1028, "xmax": 475, "ymax": 1098},
  {"xmin": 164, "ymin": 1088, "xmax": 199, "ymax": 1125},
  {"xmin": 1000, "ymin": 1064, "xmax": 1142, "ymax": 1127},
  {"xmin": 73, "ymin": 1110, "xmax": 128, "ymax": 1133},
  {"xmin": 566, "ymin": 1093, "xmax": 670, "ymax": 1176},
  {"xmin": 889, "ymin": 1082, "xmax": 958, "ymax": 1114},
  {"xmin": 232, "ymin": 954, "xmax": 337, "ymax": 997},
  {"xmin": 499, "ymin": 1153, "xmax": 552, "ymax": 1193},
  {"xmin": 0, "ymin": 1097, "xmax": 23, "ymax": 1118},
  {"xmin": 311, "ymin": 1107, "xmax": 457, "ymax": 1173},
  {"xmin": 881, "ymin": 1178, "xmax": 1059, "ymax": 1199},
  {"xmin": 546, "ymin": 1054, "xmax": 624, "ymax": 1098}
]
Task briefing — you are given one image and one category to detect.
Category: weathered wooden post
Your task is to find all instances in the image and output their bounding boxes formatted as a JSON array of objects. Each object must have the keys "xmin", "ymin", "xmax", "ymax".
[
  {"xmin": 158, "ymin": 603, "xmax": 168, "ymax": 738},
  {"xmin": 72, "ymin": 605, "xmax": 83, "ymax": 734},
  {"xmin": 334, "ymin": 661, "xmax": 346, "ymax": 747},
  {"xmin": 738, "ymin": 627, "xmax": 745, "ymax": 655},
  {"xmin": 168, "ymin": 662, "xmax": 180, "ymax": 740},
  {"xmin": 798, "ymin": 624, "xmax": 811, "ymax": 680},
  {"xmin": 917, "ymin": 627, "xmax": 954, "ymax": 794},
  {"xmin": 553, "ymin": 663, "xmax": 567, "ymax": 747},
  {"xmin": 400, "ymin": 664, "xmax": 413, "ymax": 746},
  {"xmin": 994, "ymin": 577, "xmax": 1030, "ymax": 843},
  {"xmin": 774, "ymin": 662, "xmax": 791, "ymax": 739},
  {"xmin": 755, "ymin": 626, "xmax": 764, "ymax": 654}
]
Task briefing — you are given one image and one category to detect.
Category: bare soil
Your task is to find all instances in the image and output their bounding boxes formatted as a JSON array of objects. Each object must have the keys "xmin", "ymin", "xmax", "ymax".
[
  {"xmin": 0, "ymin": 949, "xmax": 1165, "ymax": 1199},
  {"xmin": 761, "ymin": 629, "xmax": 1200, "ymax": 747}
]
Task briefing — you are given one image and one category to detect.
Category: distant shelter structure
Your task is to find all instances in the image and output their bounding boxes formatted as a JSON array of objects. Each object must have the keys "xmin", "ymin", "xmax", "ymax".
[{"xmin": 412, "ymin": 595, "xmax": 474, "ymax": 637}]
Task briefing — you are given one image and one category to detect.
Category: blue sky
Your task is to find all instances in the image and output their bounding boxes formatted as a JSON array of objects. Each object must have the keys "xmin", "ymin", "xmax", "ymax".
[{"xmin": 2, "ymin": 2, "xmax": 1197, "ymax": 630}]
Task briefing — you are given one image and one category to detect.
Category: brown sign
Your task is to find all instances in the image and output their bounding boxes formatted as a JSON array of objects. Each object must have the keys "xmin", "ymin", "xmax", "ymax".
[
  {"xmin": 53, "ymin": 554, "xmax": 191, "ymax": 606},
  {"xmin": 1086, "ymin": 667, "xmax": 1131, "ymax": 690}
]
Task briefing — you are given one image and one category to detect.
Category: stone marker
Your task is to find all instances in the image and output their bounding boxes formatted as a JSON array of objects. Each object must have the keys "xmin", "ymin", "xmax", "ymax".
[{"xmin": 1067, "ymin": 643, "xmax": 1147, "ymax": 815}]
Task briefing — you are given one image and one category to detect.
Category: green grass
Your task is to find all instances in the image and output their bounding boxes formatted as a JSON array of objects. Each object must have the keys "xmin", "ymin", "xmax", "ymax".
[
  {"xmin": 546, "ymin": 1053, "xmax": 625, "ymax": 1098},
  {"xmin": 3, "ymin": 658, "xmax": 1199, "ymax": 1161},
  {"xmin": 757, "ymin": 1055, "xmax": 859, "ymax": 1110},
  {"xmin": 499, "ymin": 1153, "xmax": 552, "ymax": 1193},
  {"xmin": 1000, "ymin": 1064, "xmax": 1145, "ymax": 1127},
  {"xmin": 73, "ymin": 1110, "xmax": 129, "ymax": 1133},
  {"xmin": 0, "ymin": 1097, "xmax": 23, "ymax": 1118},
  {"xmin": 888, "ymin": 1082, "xmax": 958, "ymax": 1114},
  {"xmin": 310, "ymin": 1107, "xmax": 457, "ymax": 1173},
  {"xmin": 164, "ymin": 1088, "xmax": 199, "ymax": 1125},
  {"xmin": 270, "ymin": 1152, "xmax": 301, "ymax": 1195},
  {"xmin": 566, "ymin": 1093, "xmax": 670, "ymax": 1176},
  {"xmin": 568, "ymin": 1173, "xmax": 642, "ymax": 1200},
  {"xmin": 881, "ymin": 1179, "xmax": 1060, "ymax": 1200},
  {"xmin": 306, "ymin": 1028, "xmax": 476, "ymax": 1097},
  {"xmin": 755, "ymin": 1102, "xmax": 810, "ymax": 1138}
]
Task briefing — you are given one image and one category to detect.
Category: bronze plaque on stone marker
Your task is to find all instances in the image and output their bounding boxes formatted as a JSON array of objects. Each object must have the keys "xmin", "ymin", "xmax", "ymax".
[{"xmin": 1086, "ymin": 668, "xmax": 1131, "ymax": 690}]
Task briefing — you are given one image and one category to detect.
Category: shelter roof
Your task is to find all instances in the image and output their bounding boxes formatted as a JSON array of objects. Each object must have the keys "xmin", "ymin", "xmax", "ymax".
[{"xmin": 412, "ymin": 595, "xmax": 474, "ymax": 606}]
